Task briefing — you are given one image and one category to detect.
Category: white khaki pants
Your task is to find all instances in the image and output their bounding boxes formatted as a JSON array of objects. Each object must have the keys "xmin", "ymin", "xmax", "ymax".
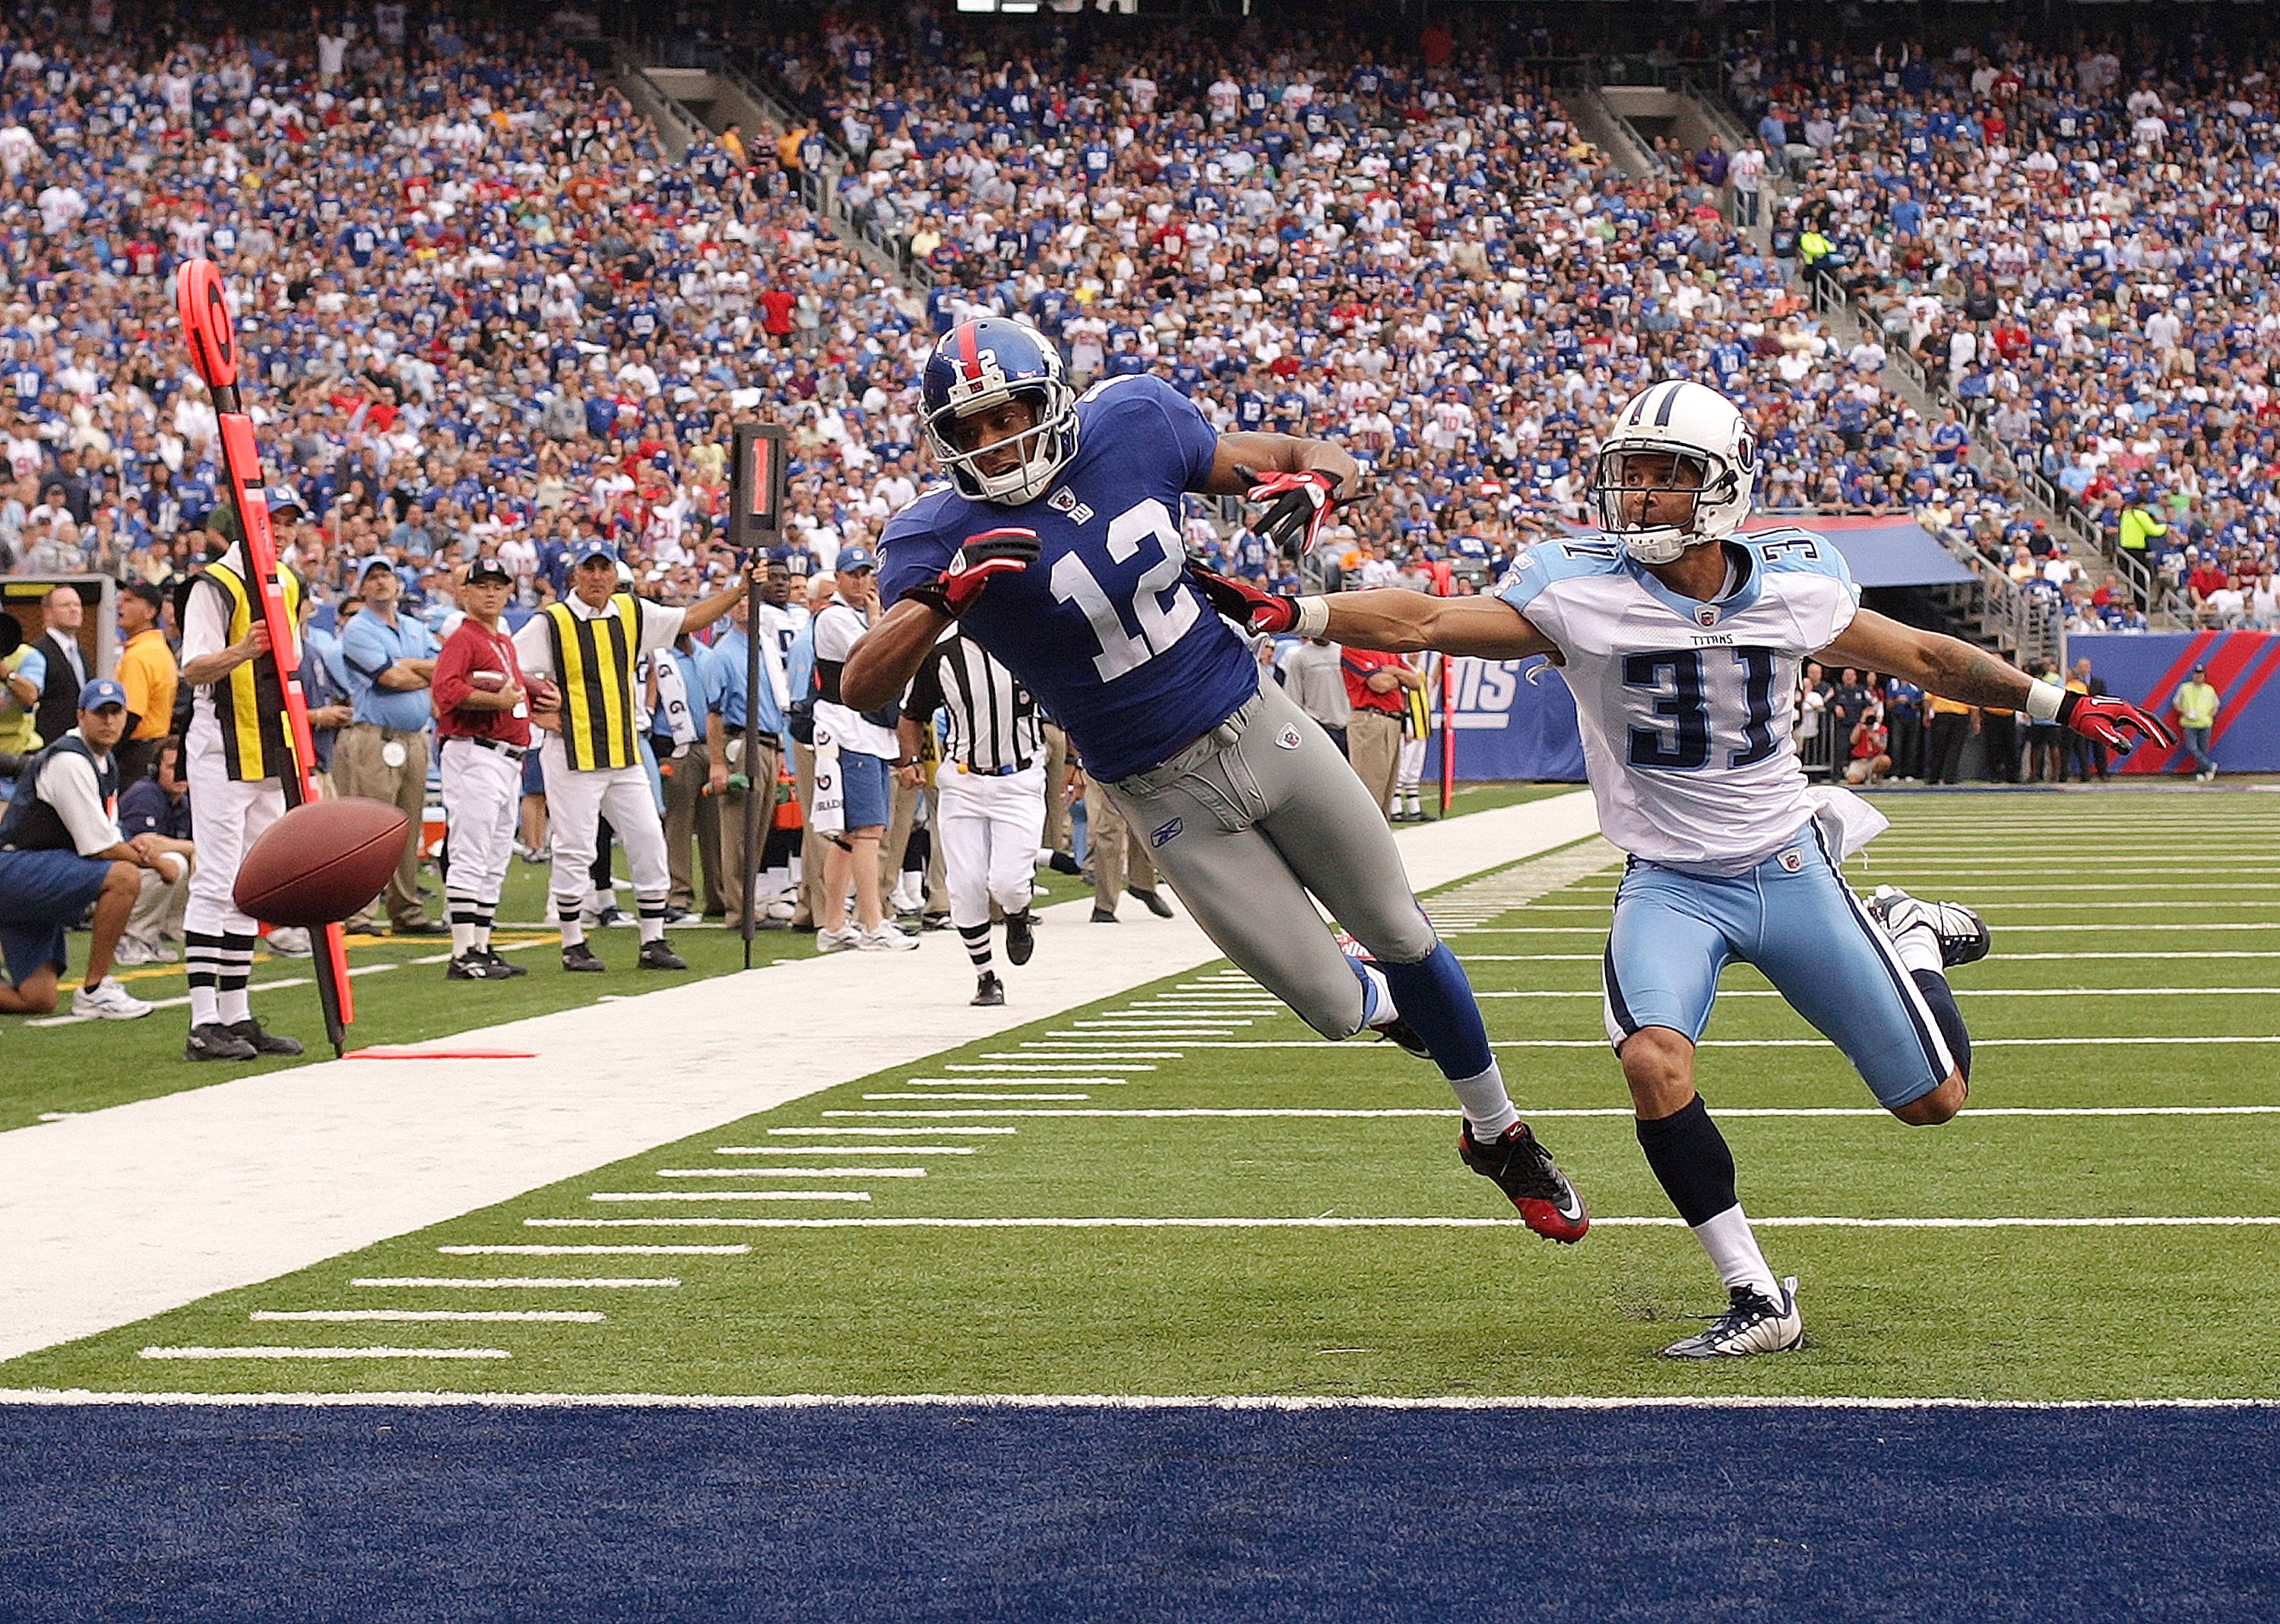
[
  {"xmin": 125, "ymin": 853, "xmax": 194, "ymax": 954},
  {"xmin": 185, "ymin": 749, "xmax": 286, "ymax": 937},
  {"xmin": 540, "ymin": 735, "xmax": 670, "ymax": 918},
  {"xmin": 440, "ymin": 736, "xmax": 524, "ymax": 912},
  {"xmin": 936, "ymin": 763, "xmax": 1047, "ymax": 929}
]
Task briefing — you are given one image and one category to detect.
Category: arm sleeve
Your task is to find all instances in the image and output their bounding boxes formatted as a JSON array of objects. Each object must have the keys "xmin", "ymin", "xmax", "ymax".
[
  {"xmin": 1145, "ymin": 378, "xmax": 1221, "ymax": 492},
  {"xmin": 1783, "ymin": 576, "xmax": 1862, "ymax": 656},
  {"xmin": 877, "ymin": 514, "xmax": 953, "ymax": 609},
  {"xmin": 511, "ymin": 616, "xmax": 556, "ymax": 682},
  {"xmin": 43, "ymin": 754, "xmax": 124, "ymax": 856},
  {"xmin": 336, "ymin": 615, "xmax": 392, "ymax": 682},
  {"xmin": 429, "ymin": 630, "xmax": 474, "ymax": 717},
  {"xmin": 179, "ymin": 579, "xmax": 231, "ymax": 667},
  {"xmin": 638, "ymin": 597, "xmax": 686, "ymax": 656},
  {"xmin": 15, "ymin": 647, "xmax": 43, "ymax": 689}
]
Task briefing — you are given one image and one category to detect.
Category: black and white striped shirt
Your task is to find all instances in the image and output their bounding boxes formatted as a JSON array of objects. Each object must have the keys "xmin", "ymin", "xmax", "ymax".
[{"xmin": 904, "ymin": 627, "xmax": 1043, "ymax": 774}]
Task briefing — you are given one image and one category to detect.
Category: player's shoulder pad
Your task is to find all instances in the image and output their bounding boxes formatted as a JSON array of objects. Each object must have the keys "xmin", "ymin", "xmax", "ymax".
[
  {"xmin": 1075, "ymin": 370, "xmax": 1198, "ymax": 426},
  {"xmin": 1743, "ymin": 525, "xmax": 1855, "ymax": 588},
  {"xmin": 879, "ymin": 483, "xmax": 971, "ymax": 552},
  {"xmin": 1495, "ymin": 533, "xmax": 1626, "ymax": 612}
]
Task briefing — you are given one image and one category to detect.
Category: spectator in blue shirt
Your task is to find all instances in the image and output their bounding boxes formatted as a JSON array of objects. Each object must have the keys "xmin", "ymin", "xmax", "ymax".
[{"xmin": 334, "ymin": 555, "xmax": 442, "ymax": 936}]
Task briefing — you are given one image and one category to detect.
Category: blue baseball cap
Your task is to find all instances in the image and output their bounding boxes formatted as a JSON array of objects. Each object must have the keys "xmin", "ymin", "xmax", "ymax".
[
  {"xmin": 574, "ymin": 537, "xmax": 621, "ymax": 565},
  {"xmin": 78, "ymin": 677, "xmax": 128, "ymax": 711},
  {"xmin": 355, "ymin": 553, "xmax": 398, "ymax": 583},
  {"xmin": 835, "ymin": 543, "xmax": 877, "ymax": 574}
]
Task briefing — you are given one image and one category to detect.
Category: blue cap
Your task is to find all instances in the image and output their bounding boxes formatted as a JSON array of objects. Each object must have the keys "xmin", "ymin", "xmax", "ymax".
[
  {"xmin": 574, "ymin": 537, "xmax": 621, "ymax": 565},
  {"xmin": 78, "ymin": 677, "xmax": 128, "ymax": 711},
  {"xmin": 835, "ymin": 543, "xmax": 877, "ymax": 574},
  {"xmin": 267, "ymin": 486, "xmax": 306, "ymax": 516},
  {"xmin": 355, "ymin": 553, "xmax": 397, "ymax": 582}
]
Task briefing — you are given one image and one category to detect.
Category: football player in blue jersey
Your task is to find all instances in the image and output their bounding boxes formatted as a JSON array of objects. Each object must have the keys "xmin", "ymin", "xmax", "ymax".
[
  {"xmin": 1198, "ymin": 378, "xmax": 2174, "ymax": 1356},
  {"xmin": 844, "ymin": 316, "xmax": 1590, "ymax": 1243}
]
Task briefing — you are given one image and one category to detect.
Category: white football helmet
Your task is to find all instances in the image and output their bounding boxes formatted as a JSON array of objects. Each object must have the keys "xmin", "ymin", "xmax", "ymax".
[{"xmin": 1591, "ymin": 380, "xmax": 1758, "ymax": 564}]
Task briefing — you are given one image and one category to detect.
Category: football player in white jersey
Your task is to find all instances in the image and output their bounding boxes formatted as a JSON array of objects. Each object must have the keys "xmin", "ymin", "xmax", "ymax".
[{"xmin": 1197, "ymin": 380, "xmax": 2172, "ymax": 1357}]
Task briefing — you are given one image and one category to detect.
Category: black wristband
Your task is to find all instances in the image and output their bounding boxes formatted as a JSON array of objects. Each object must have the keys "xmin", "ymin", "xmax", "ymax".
[{"xmin": 2054, "ymin": 689, "xmax": 2082, "ymax": 727}]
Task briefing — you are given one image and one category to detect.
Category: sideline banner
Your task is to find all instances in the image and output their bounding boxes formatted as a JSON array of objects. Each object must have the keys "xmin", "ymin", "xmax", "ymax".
[
  {"xmin": 2070, "ymin": 631, "xmax": 2280, "ymax": 774},
  {"xmin": 1420, "ymin": 657, "xmax": 1588, "ymax": 782}
]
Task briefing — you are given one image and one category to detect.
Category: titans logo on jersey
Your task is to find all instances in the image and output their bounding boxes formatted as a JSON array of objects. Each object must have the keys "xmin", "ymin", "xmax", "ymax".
[
  {"xmin": 1499, "ymin": 527, "xmax": 1861, "ymax": 872},
  {"xmin": 879, "ymin": 374, "xmax": 1257, "ymax": 782}
]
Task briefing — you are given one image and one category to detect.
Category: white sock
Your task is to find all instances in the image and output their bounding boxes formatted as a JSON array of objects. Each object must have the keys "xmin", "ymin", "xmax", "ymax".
[
  {"xmin": 1447, "ymin": 1062, "xmax": 1519, "ymax": 1141},
  {"xmin": 451, "ymin": 922, "xmax": 477, "ymax": 958},
  {"xmin": 1358, "ymin": 963, "xmax": 1397, "ymax": 1025},
  {"xmin": 1693, "ymin": 1204, "xmax": 1781, "ymax": 1300},
  {"xmin": 474, "ymin": 925, "xmax": 492, "ymax": 953},
  {"xmin": 1886, "ymin": 922, "xmax": 1944, "ymax": 979},
  {"xmin": 556, "ymin": 901, "xmax": 587, "ymax": 948},
  {"xmin": 217, "ymin": 988, "xmax": 251, "ymax": 1024},
  {"xmin": 188, "ymin": 986, "xmax": 219, "ymax": 1027}
]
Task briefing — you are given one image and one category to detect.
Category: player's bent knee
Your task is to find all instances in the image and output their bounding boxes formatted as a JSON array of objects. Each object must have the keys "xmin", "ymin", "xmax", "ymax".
[
  {"xmin": 1618, "ymin": 1026, "xmax": 1696, "ymax": 1106},
  {"xmin": 1892, "ymin": 1072, "xmax": 1967, "ymax": 1126}
]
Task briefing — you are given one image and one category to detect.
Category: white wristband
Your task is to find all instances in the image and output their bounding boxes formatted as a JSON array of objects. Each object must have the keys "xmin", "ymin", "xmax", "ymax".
[
  {"xmin": 1291, "ymin": 597, "xmax": 1331, "ymax": 639},
  {"xmin": 2024, "ymin": 679, "xmax": 2066, "ymax": 723}
]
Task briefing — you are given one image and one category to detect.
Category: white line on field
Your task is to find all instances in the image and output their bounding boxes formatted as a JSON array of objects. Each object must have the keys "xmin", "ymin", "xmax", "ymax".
[
  {"xmin": 961, "ymin": 1060, "xmax": 1170, "ymax": 1068},
  {"xmin": 434, "ymin": 1245, "xmax": 750, "ymax": 1255},
  {"xmin": 140, "ymin": 1346, "xmax": 513, "ymax": 1360},
  {"xmin": 860, "ymin": 1092, "xmax": 1091, "ymax": 1101},
  {"xmin": 10, "ymin": 1391, "xmax": 2279, "ymax": 1411},
  {"xmin": 713, "ymin": 1146, "xmax": 974, "ymax": 1155},
  {"xmin": 657, "ymin": 1168, "xmax": 927, "ymax": 1178},
  {"xmin": 588, "ymin": 1191, "xmax": 872, "ymax": 1203},
  {"xmin": 766, "ymin": 1127, "xmax": 1015, "ymax": 1135},
  {"xmin": 349, "ymin": 1277, "xmax": 679, "ymax": 1288},
  {"xmin": 249, "ymin": 1311, "xmax": 604, "ymax": 1323},
  {"xmin": 511, "ymin": 1215, "xmax": 2280, "ymax": 1231},
  {"xmin": 909, "ymin": 1078, "xmax": 1131, "ymax": 1086}
]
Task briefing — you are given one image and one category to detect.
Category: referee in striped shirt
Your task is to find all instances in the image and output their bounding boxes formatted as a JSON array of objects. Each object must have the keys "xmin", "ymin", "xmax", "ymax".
[{"xmin": 897, "ymin": 625, "xmax": 1047, "ymax": 1006}]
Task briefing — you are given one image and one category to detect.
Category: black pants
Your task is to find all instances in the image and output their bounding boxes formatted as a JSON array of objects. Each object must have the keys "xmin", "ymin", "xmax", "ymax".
[
  {"xmin": 1927, "ymin": 713, "xmax": 1971, "ymax": 784},
  {"xmin": 1983, "ymin": 717, "xmax": 2021, "ymax": 784},
  {"xmin": 1889, "ymin": 713, "xmax": 1924, "ymax": 780}
]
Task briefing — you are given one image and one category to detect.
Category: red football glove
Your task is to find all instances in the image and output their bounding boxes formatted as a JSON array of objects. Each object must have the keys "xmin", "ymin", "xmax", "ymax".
[
  {"xmin": 901, "ymin": 527, "xmax": 1040, "ymax": 616},
  {"xmin": 1238, "ymin": 466, "xmax": 1344, "ymax": 554},
  {"xmin": 2058, "ymin": 690, "xmax": 2175, "ymax": 754},
  {"xmin": 1189, "ymin": 562, "xmax": 1300, "ymax": 635}
]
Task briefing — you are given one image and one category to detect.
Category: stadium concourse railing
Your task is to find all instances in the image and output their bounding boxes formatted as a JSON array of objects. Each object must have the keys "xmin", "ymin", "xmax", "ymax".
[{"xmin": 1798, "ymin": 249, "xmax": 2177, "ymax": 629}]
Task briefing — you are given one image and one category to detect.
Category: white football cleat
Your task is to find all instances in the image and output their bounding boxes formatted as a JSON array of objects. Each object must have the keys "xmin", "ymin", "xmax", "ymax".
[
  {"xmin": 814, "ymin": 926, "xmax": 863, "ymax": 954},
  {"xmin": 857, "ymin": 922, "xmax": 920, "ymax": 951},
  {"xmin": 72, "ymin": 977, "xmax": 154, "ymax": 1021},
  {"xmin": 1661, "ymin": 1276, "xmax": 1806, "ymax": 1360},
  {"xmin": 1867, "ymin": 885, "xmax": 1990, "ymax": 968}
]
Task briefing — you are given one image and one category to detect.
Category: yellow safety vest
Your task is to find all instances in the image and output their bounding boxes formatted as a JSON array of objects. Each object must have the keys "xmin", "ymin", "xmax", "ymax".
[
  {"xmin": 543, "ymin": 594, "xmax": 644, "ymax": 771},
  {"xmin": 195, "ymin": 557, "xmax": 303, "ymax": 783}
]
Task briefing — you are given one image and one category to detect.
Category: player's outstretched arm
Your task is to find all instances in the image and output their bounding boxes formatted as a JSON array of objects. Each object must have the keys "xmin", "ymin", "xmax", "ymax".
[
  {"xmin": 1819, "ymin": 608, "xmax": 2174, "ymax": 753},
  {"xmin": 842, "ymin": 599, "xmax": 948, "ymax": 714},
  {"xmin": 1321, "ymin": 591, "xmax": 1556, "ymax": 660}
]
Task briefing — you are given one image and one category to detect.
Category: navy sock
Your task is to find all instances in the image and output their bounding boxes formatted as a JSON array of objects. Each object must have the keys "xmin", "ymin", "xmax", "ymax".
[
  {"xmin": 1375, "ymin": 942, "xmax": 1493, "ymax": 1081},
  {"xmin": 1635, "ymin": 1095, "xmax": 1739, "ymax": 1227},
  {"xmin": 1912, "ymin": 969, "xmax": 1971, "ymax": 1081}
]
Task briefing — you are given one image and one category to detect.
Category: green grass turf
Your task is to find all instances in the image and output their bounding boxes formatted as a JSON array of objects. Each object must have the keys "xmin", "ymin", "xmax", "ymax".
[
  {"xmin": 9, "ymin": 788, "xmax": 2280, "ymax": 1399},
  {"xmin": 0, "ymin": 783, "xmax": 1575, "ymax": 1132}
]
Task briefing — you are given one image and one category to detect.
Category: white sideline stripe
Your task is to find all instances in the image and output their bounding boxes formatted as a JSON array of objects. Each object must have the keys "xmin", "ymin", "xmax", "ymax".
[
  {"xmin": 767, "ymin": 1126, "xmax": 1014, "ymax": 1136},
  {"xmin": 140, "ymin": 1347, "xmax": 511, "ymax": 1360},
  {"xmin": 435, "ymin": 1245, "xmax": 749, "ymax": 1255},
  {"xmin": 657, "ymin": 1168, "xmax": 927, "ymax": 1179},
  {"xmin": 589, "ymin": 1191, "xmax": 872, "ymax": 1203},
  {"xmin": 1470, "ymin": 987, "xmax": 2280, "ymax": 999},
  {"xmin": 863, "ymin": 1093, "xmax": 1092, "ymax": 1102},
  {"xmin": 350, "ymin": 1277, "xmax": 679, "ymax": 1288},
  {"xmin": 910, "ymin": 1078, "xmax": 1131, "ymax": 1086},
  {"xmin": 512, "ymin": 1215, "xmax": 2280, "ymax": 1231},
  {"xmin": 811, "ymin": 1106, "xmax": 2280, "ymax": 1122},
  {"xmin": 714, "ymin": 1146, "xmax": 973, "ymax": 1155},
  {"xmin": 960, "ymin": 1060, "xmax": 1169, "ymax": 1068},
  {"xmin": 8, "ymin": 1390, "xmax": 2280, "ymax": 1412},
  {"xmin": 1029, "ymin": 1036, "xmax": 2280, "ymax": 1052},
  {"xmin": 250, "ymin": 1311, "xmax": 605, "ymax": 1323}
]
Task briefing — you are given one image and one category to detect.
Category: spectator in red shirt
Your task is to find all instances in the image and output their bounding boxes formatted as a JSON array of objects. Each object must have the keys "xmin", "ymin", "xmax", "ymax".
[
  {"xmin": 1341, "ymin": 646, "xmax": 1423, "ymax": 823},
  {"xmin": 758, "ymin": 286, "xmax": 797, "ymax": 348},
  {"xmin": 429, "ymin": 557, "xmax": 537, "ymax": 980}
]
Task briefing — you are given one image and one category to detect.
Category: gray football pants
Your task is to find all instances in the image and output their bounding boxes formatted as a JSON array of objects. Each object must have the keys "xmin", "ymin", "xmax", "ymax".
[{"xmin": 1101, "ymin": 678, "xmax": 1436, "ymax": 1040}]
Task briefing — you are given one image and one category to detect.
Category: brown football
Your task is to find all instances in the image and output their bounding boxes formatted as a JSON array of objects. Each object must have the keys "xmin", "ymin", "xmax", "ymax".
[{"xmin": 233, "ymin": 797, "xmax": 413, "ymax": 927}]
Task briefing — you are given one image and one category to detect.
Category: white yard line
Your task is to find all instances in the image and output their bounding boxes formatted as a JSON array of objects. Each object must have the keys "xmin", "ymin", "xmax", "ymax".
[
  {"xmin": 0, "ymin": 780, "xmax": 1606, "ymax": 1366},
  {"xmin": 657, "ymin": 1167, "xmax": 928, "ymax": 1178},
  {"xmin": 587, "ymin": 1191, "xmax": 872, "ymax": 1203},
  {"xmin": 139, "ymin": 1346, "xmax": 512, "ymax": 1360},
  {"xmin": 249, "ymin": 1311, "xmax": 605, "ymax": 1323},
  {"xmin": 348, "ymin": 1277, "xmax": 681, "ymax": 1288}
]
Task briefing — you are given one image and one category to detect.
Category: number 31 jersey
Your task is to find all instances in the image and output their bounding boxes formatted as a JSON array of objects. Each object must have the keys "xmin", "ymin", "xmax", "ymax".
[
  {"xmin": 1498, "ymin": 530, "xmax": 1860, "ymax": 872},
  {"xmin": 878, "ymin": 373, "xmax": 1256, "ymax": 781}
]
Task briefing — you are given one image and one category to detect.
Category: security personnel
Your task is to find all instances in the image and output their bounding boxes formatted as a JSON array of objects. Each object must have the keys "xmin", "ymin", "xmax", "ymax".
[
  {"xmin": 649, "ymin": 620, "xmax": 727, "ymax": 923},
  {"xmin": 175, "ymin": 521, "xmax": 307, "ymax": 1062},
  {"xmin": 706, "ymin": 583, "xmax": 788, "ymax": 929},
  {"xmin": 430, "ymin": 557, "xmax": 534, "ymax": 980},
  {"xmin": 335, "ymin": 554, "xmax": 442, "ymax": 936},
  {"xmin": 512, "ymin": 537, "xmax": 758, "ymax": 972}
]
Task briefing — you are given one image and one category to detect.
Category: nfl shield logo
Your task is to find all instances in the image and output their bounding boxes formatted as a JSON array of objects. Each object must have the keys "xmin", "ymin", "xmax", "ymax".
[
  {"xmin": 1276, "ymin": 724, "xmax": 1302, "ymax": 749},
  {"xmin": 1696, "ymin": 606, "xmax": 1719, "ymax": 627},
  {"xmin": 1777, "ymin": 849, "xmax": 1803, "ymax": 873}
]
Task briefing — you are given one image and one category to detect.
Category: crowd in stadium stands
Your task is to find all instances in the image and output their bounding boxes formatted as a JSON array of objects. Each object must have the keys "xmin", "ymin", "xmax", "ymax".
[
  {"xmin": 753, "ymin": 11, "xmax": 2067, "ymax": 598},
  {"xmin": 1725, "ymin": 25, "xmax": 2280, "ymax": 632}
]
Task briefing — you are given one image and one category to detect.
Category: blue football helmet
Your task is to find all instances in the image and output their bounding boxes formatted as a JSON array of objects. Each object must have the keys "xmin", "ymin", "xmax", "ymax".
[{"xmin": 921, "ymin": 317, "xmax": 1079, "ymax": 505}]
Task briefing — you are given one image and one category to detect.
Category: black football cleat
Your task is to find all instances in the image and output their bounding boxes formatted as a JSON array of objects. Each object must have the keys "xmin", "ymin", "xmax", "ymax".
[
  {"xmin": 562, "ymin": 942, "xmax": 606, "ymax": 973},
  {"xmin": 230, "ymin": 1018, "xmax": 304, "ymax": 1056},
  {"xmin": 1373, "ymin": 1016, "xmax": 1433, "ymax": 1059},
  {"xmin": 971, "ymin": 971, "xmax": 1005, "ymax": 1007},
  {"xmin": 638, "ymin": 940, "xmax": 688, "ymax": 971},
  {"xmin": 446, "ymin": 952, "xmax": 503, "ymax": 980},
  {"xmin": 1460, "ymin": 1122, "xmax": 1591, "ymax": 1243},
  {"xmin": 1130, "ymin": 888, "xmax": 1175, "ymax": 919},
  {"xmin": 481, "ymin": 949, "xmax": 528, "ymax": 977},
  {"xmin": 185, "ymin": 1022, "xmax": 258, "ymax": 1062},
  {"xmin": 1867, "ymin": 886, "xmax": 1991, "ymax": 968},
  {"xmin": 1005, "ymin": 910, "xmax": 1036, "ymax": 966}
]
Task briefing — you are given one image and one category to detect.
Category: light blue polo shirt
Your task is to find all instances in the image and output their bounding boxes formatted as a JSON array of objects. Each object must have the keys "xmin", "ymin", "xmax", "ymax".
[{"xmin": 338, "ymin": 606, "xmax": 440, "ymax": 731}]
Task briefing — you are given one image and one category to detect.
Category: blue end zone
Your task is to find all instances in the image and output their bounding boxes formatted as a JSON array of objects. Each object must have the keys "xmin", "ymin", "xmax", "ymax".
[{"xmin": 2, "ymin": 1404, "xmax": 2274, "ymax": 1622}]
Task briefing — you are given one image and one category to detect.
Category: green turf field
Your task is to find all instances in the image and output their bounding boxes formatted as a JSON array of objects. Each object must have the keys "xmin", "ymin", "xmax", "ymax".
[
  {"xmin": 0, "ymin": 781, "xmax": 1567, "ymax": 1132},
  {"xmin": 8, "ymin": 788, "xmax": 2279, "ymax": 1400}
]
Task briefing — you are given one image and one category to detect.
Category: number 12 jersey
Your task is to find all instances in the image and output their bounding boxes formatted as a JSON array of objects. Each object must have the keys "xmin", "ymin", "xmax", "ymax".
[
  {"xmin": 1497, "ymin": 530, "xmax": 1861, "ymax": 873},
  {"xmin": 878, "ymin": 374, "xmax": 1257, "ymax": 781}
]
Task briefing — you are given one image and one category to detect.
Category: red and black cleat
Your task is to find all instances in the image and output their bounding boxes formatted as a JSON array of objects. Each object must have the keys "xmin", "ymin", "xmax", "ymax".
[{"xmin": 1460, "ymin": 1122, "xmax": 1591, "ymax": 1243}]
